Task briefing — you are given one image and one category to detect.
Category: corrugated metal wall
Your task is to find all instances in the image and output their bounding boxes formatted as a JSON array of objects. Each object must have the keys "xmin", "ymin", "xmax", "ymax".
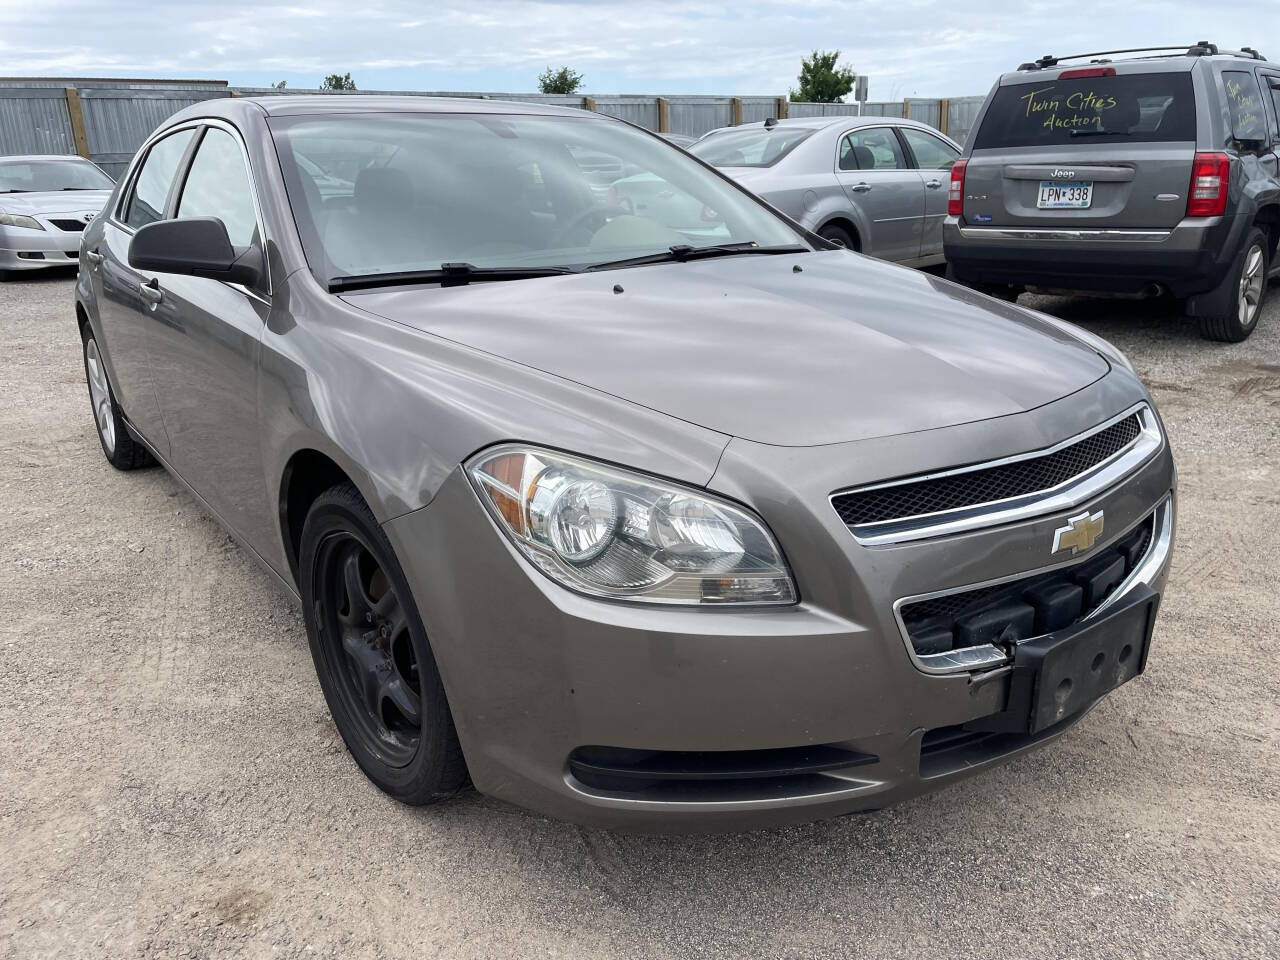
[
  {"xmin": 0, "ymin": 88, "xmax": 76, "ymax": 155},
  {"xmin": 943, "ymin": 95, "xmax": 986, "ymax": 147},
  {"xmin": 78, "ymin": 88, "xmax": 230, "ymax": 177},
  {"xmin": 593, "ymin": 96, "xmax": 659, "ymax": 131},
  {"xmin": 1, "ymin": 80, "xmax": 982, "ymax": 178}
]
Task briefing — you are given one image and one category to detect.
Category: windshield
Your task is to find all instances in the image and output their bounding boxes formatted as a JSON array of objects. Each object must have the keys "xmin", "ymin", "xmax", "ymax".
[
  {"xmin": 688, "ymin": 126, "xmax": 815, "ymax": 167},
  {"xmin": 0, "ymin": 158, "xmax": 114, "ymax": 192},
  {"xmin": 972, "ymin": 72, "xmax": 1196, "ymax": 149},
  {"xmin": 270, "ymin": 113, "xmax": 806, "ymax": 282}
]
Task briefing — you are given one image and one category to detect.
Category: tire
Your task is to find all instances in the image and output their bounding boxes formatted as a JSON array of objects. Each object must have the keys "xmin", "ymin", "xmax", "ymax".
[
  {"xmin": 81, "ymin": 328, "xmax": 155, "ymax": 470},
  {"xmin": 299, "ymin": 481, "xmax": 468, "ymax": 804},
  {"xmin": 818, "ymin": 223, "xmax": 857, "ymax": 250},
  {"xmin": 1197, "ymin": 226, "xmax": 1269, "ymax": 342}
]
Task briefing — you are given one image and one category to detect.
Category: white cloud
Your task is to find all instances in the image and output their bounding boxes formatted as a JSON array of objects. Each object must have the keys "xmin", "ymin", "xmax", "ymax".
[{"xmin": 1, "ymin": 0, "xmax": 1275, "ymax": 99}]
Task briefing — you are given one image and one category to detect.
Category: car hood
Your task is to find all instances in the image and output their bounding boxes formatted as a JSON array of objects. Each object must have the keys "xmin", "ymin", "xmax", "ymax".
[
  {"xmin": 343, "ymin": 251, "xmax": 1110, "ymax": 447},
  {"xmin": 0, "ymin": 190, "xmax": 111, "ymax": 216}
]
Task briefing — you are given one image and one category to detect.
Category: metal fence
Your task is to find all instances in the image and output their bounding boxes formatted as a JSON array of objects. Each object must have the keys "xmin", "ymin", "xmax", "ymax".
[
  {"xmin": 0, "ymin": 78, "xmax": 986, "ymax": 177},
  {"xmin": 785, "ymin": 95, "xmax": 984, "ymax": 145}
]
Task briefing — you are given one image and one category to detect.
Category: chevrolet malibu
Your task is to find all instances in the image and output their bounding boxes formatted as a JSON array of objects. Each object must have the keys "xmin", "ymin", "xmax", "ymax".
[{"xmin": 75, "ymin": 96, "xmax": 1175, "ymax": 832}]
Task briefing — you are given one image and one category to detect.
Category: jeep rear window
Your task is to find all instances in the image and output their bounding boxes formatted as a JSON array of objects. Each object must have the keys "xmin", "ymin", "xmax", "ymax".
[{"xmin": 972, "ymin": 72, "xmax": 1196, "ymax": 149}]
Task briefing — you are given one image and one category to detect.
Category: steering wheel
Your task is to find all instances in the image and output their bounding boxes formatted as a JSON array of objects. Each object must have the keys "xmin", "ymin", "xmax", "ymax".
[{"xmin": 550, "ymin": 204, "xmax": 629, "ymax": 248}]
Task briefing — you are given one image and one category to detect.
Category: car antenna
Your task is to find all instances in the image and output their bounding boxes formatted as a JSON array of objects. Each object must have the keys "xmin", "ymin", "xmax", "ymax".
[{"xmin": 764, "ymin": 116, "xmax": 778, "ymax": 128}]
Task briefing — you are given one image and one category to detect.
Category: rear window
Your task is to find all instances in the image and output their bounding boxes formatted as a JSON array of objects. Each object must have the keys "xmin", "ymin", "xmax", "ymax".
[
  {"xmin": 688, "ymin": 127, "xmax": 815, "ymax": 167},
  {"xmin": 972, "ymin": 72, "xmax": 1196, "ymax": 149}
]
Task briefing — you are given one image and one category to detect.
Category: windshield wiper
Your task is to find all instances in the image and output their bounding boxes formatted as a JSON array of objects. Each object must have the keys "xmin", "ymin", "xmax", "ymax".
[
  {"xmin": 329, "ymin": 262, "xmax": 577, "ymax": 293},
  {"xmin": 1069, "ymin": 129, "xmax": 1130, "ymax": 138},
  {"xmin": 61, "ymin": 186, "xmax": 102, "ymax": 190},
  {"xmin": 584, "ymin": 242, "xmax": 810, "ymax": 272},
  {"xmin": 0, "ymin": 189, "xmax": 29, "ymax": 194}
]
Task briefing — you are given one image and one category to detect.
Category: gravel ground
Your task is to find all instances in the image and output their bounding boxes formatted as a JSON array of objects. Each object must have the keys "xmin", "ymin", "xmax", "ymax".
[{"xmin": 2, "ymin": 270, "xmax": 1278, "ymax": 960}]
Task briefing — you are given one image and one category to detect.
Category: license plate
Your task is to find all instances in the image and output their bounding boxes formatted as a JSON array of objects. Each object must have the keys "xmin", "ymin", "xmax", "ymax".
[{"xmin": 1037, "ymin": 179, "xmax": 1093, "ymax": 209}]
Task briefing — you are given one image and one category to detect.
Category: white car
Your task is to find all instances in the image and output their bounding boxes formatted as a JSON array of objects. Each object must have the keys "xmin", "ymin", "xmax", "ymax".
[{"xmin": 0, "ymin": 155, "xmax": 114, "ymax": 276}]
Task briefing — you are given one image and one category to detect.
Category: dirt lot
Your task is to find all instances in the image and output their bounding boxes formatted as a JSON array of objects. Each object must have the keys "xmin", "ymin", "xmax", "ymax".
[{"xmin": 1, "ymin": 270, "xmax": 1278, "ymax": 960}]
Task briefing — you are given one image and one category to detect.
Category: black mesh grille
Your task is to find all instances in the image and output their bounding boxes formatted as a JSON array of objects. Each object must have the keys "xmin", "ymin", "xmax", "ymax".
[
  {"xmin": 900, "ymin": 513, "xmax": 1155, "ymax": 657},
  {"xmin": 834, "ymin": 414, "xmax": 1142, "ymax": 528}
]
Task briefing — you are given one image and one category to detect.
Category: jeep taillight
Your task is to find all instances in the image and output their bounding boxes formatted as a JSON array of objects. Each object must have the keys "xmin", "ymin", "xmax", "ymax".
[
  {"xmin": 948, "ymin": 159, "xmax": 967, "ymax": 217},
  {"xmin": 1186, "ymin": 152, "xmax": 1230, "ymax": 217}
]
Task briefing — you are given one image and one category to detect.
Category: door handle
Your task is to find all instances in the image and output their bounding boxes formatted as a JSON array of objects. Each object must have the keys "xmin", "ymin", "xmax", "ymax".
[
  {"xmin": 138, "ymin": 278, "xmax": 163, "ymax": 308},
  {"xmin": 851, "ymin": 182, "xmax": 872, "ymax": 193},
  {"xmin": 85, "ymin": 249, "xmax": 103, "ymax": 266},
  {"xmin": 925, "ymin": 179, "xmax": 942, "ymax": 189}
]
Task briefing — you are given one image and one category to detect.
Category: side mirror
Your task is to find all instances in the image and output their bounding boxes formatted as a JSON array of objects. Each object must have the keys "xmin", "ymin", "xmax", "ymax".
[{"xmin": 129, "ymin": 217, "xmax": 263, "ymax": 288}]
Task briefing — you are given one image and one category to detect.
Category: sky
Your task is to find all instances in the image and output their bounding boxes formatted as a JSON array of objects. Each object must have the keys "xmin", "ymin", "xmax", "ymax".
[{"xmin": 1, "ymin": 0, "xmax": 1275, "ymax": 101}]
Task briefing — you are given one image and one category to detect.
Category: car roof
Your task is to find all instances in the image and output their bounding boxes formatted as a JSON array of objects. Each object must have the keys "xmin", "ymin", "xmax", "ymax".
[
  {"xmin": 1001, "ymin": 45, "xmax": 1268, "ymax": 84},
  {"xmin": 0, "ymin": 154, "xmax": 98, "ymax": 162},
  {"xmin": 699, "ymin": 115, "xmax": 945, "ymax": 137},
  {"xmin": 241, "ymin": 94, "xmax": 602, "ymax": 118}
]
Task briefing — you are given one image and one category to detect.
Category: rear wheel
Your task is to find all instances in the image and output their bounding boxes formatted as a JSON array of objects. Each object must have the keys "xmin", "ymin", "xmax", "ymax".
[
  {"xmin": 818, "ymin": 223, "xmax": 857, "ymax": 250},
  {"xmin": 1197, "ymin": 227, "xmax": 1269, "ymax": 342},
  {"xmin": 81, "ymin": 329, "xmax": 154, "ymax": 470},
  {"xmin": 299, "ymin": 482, "xmax": 467, "ymax": 804}
]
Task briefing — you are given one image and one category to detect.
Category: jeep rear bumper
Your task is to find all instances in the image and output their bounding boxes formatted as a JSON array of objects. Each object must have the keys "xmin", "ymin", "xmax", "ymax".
[{"xmin": 943, "ymin": 214, "xmax": 1246, "ymax": 299}]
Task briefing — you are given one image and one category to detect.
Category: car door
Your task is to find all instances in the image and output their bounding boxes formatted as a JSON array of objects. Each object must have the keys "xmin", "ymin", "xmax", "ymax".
[
  {"xmin": 139, "ymin": 122, "xmax": 275, "ymax": 542},
  {"xmin": 832, "ymin": 127, "xmax": 925, "ymax": 262},
  {"xmin": 96, "ymin": 127, "xmax": 198, "ymax": 456},
  {"xmin": 898, "ymin": 126, "xmax": 961, "ymax": 260}
]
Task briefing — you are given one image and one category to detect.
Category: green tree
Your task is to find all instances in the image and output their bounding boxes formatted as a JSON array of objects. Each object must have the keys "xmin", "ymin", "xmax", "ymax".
[
  {"xmin": 321, "ymin": 72, "xmax": 357, "ymax": 91},
  {"xmin": 272, "ymin": 80, "xmax": 287, "ymax": 90},
  {"xmin": 538, "ymin": 66, "xmax": 583, "ymax": 95},
  {"xmin": 789, "ymin": 50, "xmax": 856, "ymax": 103}
]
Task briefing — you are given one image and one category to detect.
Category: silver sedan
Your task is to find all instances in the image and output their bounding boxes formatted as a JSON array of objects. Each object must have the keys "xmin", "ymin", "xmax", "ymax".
[
  {"xmin": 689, "ymin": 116, "xmax": 962, "ymax": 267},
  {"xmin": 0, "ymin": 155, "xmax": 114, "ymax": 276}
]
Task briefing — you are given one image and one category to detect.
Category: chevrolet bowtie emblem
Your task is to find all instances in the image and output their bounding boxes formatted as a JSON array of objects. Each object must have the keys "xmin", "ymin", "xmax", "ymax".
[{"xmin": 1052, "ymin": 509, "xmax": 1104, "ymax": 556}]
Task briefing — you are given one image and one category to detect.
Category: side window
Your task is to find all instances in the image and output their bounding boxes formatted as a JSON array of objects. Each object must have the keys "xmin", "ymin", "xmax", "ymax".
[
  {"xmin": 1223, "ymin": 70, "xmax": 1267, "ymax": 142},
  {"xmin": 838, "ymin": 129, "xmax": 906, "ymax": 171},
  {"xmin": 177, "ymin": 128, "xmax": 259, "ymax": 247},
  {"xmin": 900, "ymin": 128, "xmax": 959, "ymax": 170},
  {"xmin": 123, "ymin": 129, "xmax": 196, "ymax": 229},
  {"xmin": 1263, "ymin": 74, "xmax": 1280, "ymax": 140}
]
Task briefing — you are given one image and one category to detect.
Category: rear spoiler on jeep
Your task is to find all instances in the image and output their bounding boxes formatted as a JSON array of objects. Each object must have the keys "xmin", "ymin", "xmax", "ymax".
[{"xmin": 1017, "ymin": 42, "xmax": 1266, "ymax": 71}]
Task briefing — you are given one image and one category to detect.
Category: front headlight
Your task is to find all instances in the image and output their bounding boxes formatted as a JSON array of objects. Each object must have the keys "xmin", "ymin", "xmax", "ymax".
[
  {"xmin": 468, "ymin": 445, "xmax": 797, "ymax": 605},
  {"xmin": 0, "ymin": 213, "xmax": 45, "ymax": 231}
]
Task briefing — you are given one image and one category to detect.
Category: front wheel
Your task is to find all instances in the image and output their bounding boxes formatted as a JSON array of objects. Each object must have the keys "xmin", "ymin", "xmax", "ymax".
[
  {"xmin": 1197, "ymin": 227, "xmax": 1269, "ymax": 342},
  {"xmin": 299, "ymin": 482, "xmax": 468, "ymax": 804}
]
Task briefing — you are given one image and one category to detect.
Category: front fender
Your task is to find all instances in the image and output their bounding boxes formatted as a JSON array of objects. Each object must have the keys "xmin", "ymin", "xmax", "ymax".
[{"xmin": 257, "ymin": 270, "xmax": 731, "ymax": 545}]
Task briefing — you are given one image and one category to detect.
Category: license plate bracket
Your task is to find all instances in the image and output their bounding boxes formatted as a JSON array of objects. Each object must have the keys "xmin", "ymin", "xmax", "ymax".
[
  {"xmin": 1037, "ymin": 179, "xmax": 1094, "ymax": 208},
  {"xmin": 965, "ymin": 586, "xmax": 1159, "ymax": 735}
]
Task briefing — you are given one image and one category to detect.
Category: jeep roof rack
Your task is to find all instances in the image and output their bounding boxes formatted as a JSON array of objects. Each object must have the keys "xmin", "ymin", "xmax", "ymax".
[{"xmin": 1017, "ymin": 42, "xmax": 1266, "ymax": 71}]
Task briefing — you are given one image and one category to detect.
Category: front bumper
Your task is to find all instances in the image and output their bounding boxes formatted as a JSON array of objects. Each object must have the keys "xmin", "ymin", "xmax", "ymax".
[
  {"xmin": 383, "ymin": 376, "xmax": 1175, "ymax": 832},
  {"xmin": 942, "ymin": 214, "xmax": 1245, "ymax": 297},
  {"xmin": 0, "ymin": 224, "xmax": 83, "ymax": 271}
]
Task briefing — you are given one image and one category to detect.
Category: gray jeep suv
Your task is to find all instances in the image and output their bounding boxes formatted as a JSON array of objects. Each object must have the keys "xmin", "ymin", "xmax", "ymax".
[{"xmin": 944, "ymin": 42, "xmax": 1280, "ymax": 342}]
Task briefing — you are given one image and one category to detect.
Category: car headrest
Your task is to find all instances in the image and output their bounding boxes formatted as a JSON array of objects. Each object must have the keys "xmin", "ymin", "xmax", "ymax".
[
  {"xmin": 355, "ymin": 167, "xmax": 413, "ymax": 212},
  {"xmin": 1105, "ymin": 97, "xmax": 1140, "ymax": 134},
  {"xmin": 851, "ymin": 145, "xmax": 875, "ymax": 170}
]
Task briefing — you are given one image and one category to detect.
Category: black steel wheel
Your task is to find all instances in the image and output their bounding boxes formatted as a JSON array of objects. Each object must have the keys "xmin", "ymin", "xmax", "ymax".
[{"xmin": 300, "ymin": 482, "xmax": 467, "ymax": 803}]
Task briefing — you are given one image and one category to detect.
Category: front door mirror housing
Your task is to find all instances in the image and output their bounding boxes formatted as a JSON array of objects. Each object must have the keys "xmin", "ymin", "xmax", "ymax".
[{"xmin": 129, "ymin": 217, "xmax": 264, "ymax": 289}]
